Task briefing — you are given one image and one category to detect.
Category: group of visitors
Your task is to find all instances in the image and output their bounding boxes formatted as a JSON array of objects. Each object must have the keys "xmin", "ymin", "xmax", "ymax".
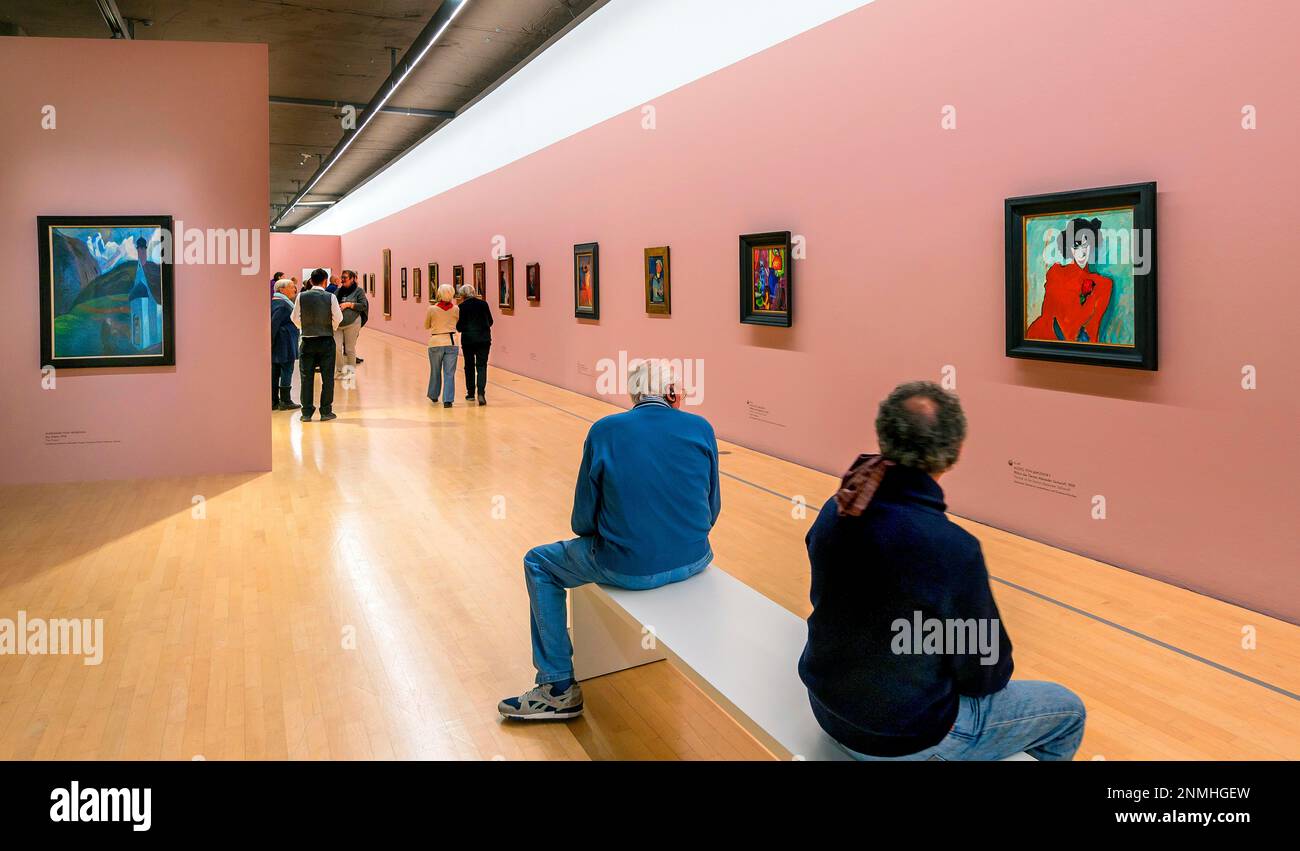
[
  {"xmin": 269, "ymin": 268, "xmax": 368, "ymax": 421},
  {"xmin": 424, "ymin": 283, "xmax": 494, "ymax": 407},
  {"xmin": 497, "ymin": 365, "xmax": 1087, "ymax": 762}
]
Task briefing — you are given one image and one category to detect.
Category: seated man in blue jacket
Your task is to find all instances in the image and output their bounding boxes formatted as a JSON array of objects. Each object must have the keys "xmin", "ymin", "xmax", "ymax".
[
  {"xmin": 799, "ymin": 380, "xmax": 1086, "ymax": 760},
  {"xmin": 499, "ymin": 359, "xmax": 721, "ymax": 720}
]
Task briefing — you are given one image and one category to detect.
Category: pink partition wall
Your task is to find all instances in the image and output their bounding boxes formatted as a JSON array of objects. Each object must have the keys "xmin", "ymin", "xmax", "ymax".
[
  {"xmin": 270, "ymin": 233, "xmax": 341, "ymax": 284},
  {"xmin": 0, "ymin": 37, "xmax": 271, "ymax": 484},
  {"xmin": 341, "ymin": 0, "xmax": 1299, "ymax": 621}
]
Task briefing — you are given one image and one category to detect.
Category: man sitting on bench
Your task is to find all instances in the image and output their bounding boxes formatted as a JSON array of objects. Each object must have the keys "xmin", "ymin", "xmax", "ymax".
[
  {"xmin": 499, "ymin": 359, "xmax": 721, "ymax": 720},
  {"xmin": 799, "ymin": 380, "xmax": 1086, "ymax": 760}
]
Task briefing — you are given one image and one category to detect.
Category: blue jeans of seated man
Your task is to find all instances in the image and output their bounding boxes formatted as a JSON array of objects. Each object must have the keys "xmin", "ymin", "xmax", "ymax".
[
  {"xmin": 841, "ymin": 680, "xmax": 1086, "ymax": 761},
  {"xmin": 524, "ymin": 536, "xmax": 710, "ymax": 684},
  {"xmin": 427, "ymin": 345, "xmax": 458, "ymax": 403}
]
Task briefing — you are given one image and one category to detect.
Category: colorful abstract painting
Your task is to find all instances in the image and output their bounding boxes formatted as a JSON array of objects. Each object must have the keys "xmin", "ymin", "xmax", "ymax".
[
  {"xmin": 573, "ymin": 243, "xmax": 599, "ymax": 319},
  {"xmin": 739, "ymin": 231, "xmax": 792, "ymax": 326},
  {"xmin": 39, "ymin": 216, "xmax": 175, "ymax": 368}
]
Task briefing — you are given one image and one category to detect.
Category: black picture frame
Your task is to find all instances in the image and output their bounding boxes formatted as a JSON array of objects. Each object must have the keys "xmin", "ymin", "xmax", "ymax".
[
  {"xmin": 1005, "ymin": 182, "xmax": 1157, "ymax": 370},
  {"xmin": 573, "ymin": 242, "xmax": 599, "ymax": 319},
  {"xmin": 739, "ymin": 231, "xmax": 792, "ymax": 327},
  {"xmin": 498, "ymin": 255, "xmax": 514, "ymax": 310},
  {"xmin": 525, "ymin": 263, "xmax": 540, "ymax": 302},
  {"xmin": 38, "ymin": 214, "xmax": 176, "ymax": 369},
  {"xmin": 401, "ymin": 266, "xmax": 408, "ymax": 300}
]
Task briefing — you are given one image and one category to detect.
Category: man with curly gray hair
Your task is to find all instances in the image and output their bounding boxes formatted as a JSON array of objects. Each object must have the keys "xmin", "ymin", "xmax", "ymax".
[{"xmin": 798, "ymin": 380, "xmax": 1086, "ymax": 761}]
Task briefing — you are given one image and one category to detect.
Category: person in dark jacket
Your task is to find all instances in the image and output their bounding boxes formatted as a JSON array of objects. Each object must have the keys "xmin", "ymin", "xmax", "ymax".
[
  {"xmin": 456, "ymin": 283, "xmax": 493, "ymax": 405},
  {"xmin": 799, "ymin": 380, "xmax": 1085, "ymax": 760},
  {"xmin": 270, "ymin": 276, "xmax": 301, "ymax": 411}
]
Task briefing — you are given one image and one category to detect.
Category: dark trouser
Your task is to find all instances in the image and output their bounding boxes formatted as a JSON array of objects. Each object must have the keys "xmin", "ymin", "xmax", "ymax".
[
  {"xmin": 299, "ymin": 336, "xmax": 336, "ymax": 416},
  {"xmin": 462, "ymin": 341, "xmax": 490, "ymax": 397},
  {"xmin": 272, "ymin": 360, "xmax": 294, "ymax": 388}
]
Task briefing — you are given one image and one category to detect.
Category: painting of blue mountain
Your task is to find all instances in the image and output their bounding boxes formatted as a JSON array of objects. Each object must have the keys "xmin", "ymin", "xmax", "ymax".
[{"xmin": 47, "ymin": 225, "xmax": 166, "ymax": 359}]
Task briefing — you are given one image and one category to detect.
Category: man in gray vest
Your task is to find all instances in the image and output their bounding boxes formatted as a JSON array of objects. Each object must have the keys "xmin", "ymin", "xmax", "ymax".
[{"xmin": 290, "ymin": 268, "xmax": 343, "ymax": 421}]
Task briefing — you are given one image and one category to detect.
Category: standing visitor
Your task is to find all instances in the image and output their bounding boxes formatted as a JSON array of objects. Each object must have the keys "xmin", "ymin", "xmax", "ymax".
[
  {"xmin": 333, "ymin": 269, "xmax": 368, "ymax": 378},
  {"xmin": 270, "ymin": 276, "xmax": 300, "ymax": 411},
  {"xmin": 424, "ymin": 283, "xmax": 460, "ymax": 407},
  {"xmin": 456, "ymin": 283, "xmax": 493, "ymax": 405},
  {"xmin": 291, "ymin": 268, "xmax": 342, "ymax": 422}
]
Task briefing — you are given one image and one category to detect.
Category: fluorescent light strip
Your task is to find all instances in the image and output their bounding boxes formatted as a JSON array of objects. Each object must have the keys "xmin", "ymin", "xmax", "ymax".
[
  {"xmin": 300, "ymin": 0, "xmax": 873, "ymax": 235},
  {"xmin": 278, "ymin": 0, "xmax": 470, "ymax": 225}
]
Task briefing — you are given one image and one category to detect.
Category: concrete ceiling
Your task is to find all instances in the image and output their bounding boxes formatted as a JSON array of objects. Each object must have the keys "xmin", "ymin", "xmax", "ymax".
[{"xmin": 0, "ymin": 0, "xmax": 603, "ymax": 229}]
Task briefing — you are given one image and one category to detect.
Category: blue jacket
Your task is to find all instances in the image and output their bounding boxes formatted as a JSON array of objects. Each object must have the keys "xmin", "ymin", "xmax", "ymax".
[
  {"xmin": 571, "ymin": 398, "xmax": 721, "ymax": 576},
  {"xmin": 798, "ymin": 466, "xmax": 1014, "ymax": 757},
  {"xmin": 271, "ymin": 294, "xmax": 299, "ymax": 364}
]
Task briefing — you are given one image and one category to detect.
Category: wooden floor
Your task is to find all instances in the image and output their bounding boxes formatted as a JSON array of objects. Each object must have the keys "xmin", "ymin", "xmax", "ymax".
[{"xmin": 0, "ymin": 329, "xmax": 1296, "ymax": 760}]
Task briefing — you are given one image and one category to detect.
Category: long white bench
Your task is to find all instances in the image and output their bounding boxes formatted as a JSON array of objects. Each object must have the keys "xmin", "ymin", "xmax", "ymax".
[{"xmin": 571, "ymin": 565, "xmax": 1034, "ymax": 761}]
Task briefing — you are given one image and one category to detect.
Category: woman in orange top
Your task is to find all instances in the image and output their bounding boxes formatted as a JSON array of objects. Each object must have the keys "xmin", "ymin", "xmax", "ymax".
[{"xmin": 1026, "ymin": 218, "xmax": 1113, "ymax": 344}]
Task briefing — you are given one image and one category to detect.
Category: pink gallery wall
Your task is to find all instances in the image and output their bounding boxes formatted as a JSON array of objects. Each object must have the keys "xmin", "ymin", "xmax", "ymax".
[
  {"xmin": 0, "ymin": 37, "xmax": 271, "ymax": 484},
  {"xmin": 341, "ymin": 0, "xmax": 1299, "ymax": 621},
  {"xmin": 269, "ymin": 233, "xmax": 341, "ymax": 285}
]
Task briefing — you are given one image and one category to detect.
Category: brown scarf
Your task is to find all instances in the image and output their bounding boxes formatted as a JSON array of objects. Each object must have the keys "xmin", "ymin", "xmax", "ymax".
[{"xmin": 835, "ymin": 453, "xmax": 895, "ymax": 517}]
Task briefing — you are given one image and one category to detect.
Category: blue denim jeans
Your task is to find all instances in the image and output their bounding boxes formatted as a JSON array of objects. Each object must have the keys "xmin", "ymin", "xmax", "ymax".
[
  {"xmin": 841, "ymin": 680, "xmax": 1086, "ymax": 761},
  {"xmin": 524, "ymin": 536, "xmax": 710, "ymax": 684},
  {"xmin": 427, "ymin": 345, "xmax": 458, "ymax": 403}
]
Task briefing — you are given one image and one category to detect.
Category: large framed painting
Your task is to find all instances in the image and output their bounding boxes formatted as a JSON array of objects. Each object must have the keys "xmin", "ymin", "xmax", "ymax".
[
  {"xmin": 400, "ymin": 266, "xmax": 408, "ymax": 300},
  {"xmin": 739, "ymin": 231, "xmax": 791, "ymax": 327},
  {"xmin": 38, "ymin": 215, "xmax": 176, "ymax": 369},
  {"xmin": 498, "ymin": 255, "xmax": 515, "ymax": 310},
  {"xmin": 644, "ymin": 246, "xmax": 670, "ymax": 315},
  {"xmin": 573, "ymin": 242, "xmax": 599, "ymax": 319},
  {"xmin": 428, "ymin": 263, "xmax": 438, "ymax": 299},
  {"xmin": 413, "ymin": 266, "xmax": 422, "ymax": 303},
  {"xmin": 382, "ymin": 249, "xmax": 392, "ymax": 318},
  {"xmin": 525, "ymin": 263, "xmax": 540, "ymax": 302},
  {"xmin": 473, "ymin": 262, "xmax": 486, "ymax": 297},
  {"xmin": 1005, "ymin": 182, "xmax": 1157, "ymax": 370},
  {"xmin": 453, "ymin": 264, "xmax": 464, "ymax": 290}
]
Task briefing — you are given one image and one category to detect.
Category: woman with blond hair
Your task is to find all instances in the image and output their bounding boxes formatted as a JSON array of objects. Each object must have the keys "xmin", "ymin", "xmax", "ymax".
[{"xmin": 424, "ymin": 283, "xmax": 461, "ymax": 407}]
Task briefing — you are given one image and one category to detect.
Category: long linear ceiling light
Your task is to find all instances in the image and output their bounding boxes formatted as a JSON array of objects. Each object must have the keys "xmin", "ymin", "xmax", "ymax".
[{"xmin": 274, "ymin": 0, "xmax": 471, "ymax": 227}]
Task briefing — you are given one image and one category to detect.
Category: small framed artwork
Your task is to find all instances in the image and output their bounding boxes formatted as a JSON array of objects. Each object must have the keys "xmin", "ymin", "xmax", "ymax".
[
  {"xmin": 1005, "ymin": 182, "xmax": 1157, "ymax": 370},
  {"xmin": 525, "ymin": 263, "xmax": 540, "ymax": 302},
  {"xmin": 413, "ymin": 266, "xmax": 422, "ymax": 303},
  {"xmin": 473, "ymin": 262, "xmax": 486, "ymax": 296},
  {"xmin": 428, "ymin": 263, "xmax": 438, "ymax": 297},
  {"xmin": 739, "ymin": 231, "xmax": 792, "ymax": 327},
  {"xmin": 382, "ymin": 249, "xmax": 392, "ymax": 318},
  {"xmin": 453, "ymin": 264, "xmax": 464, "ymax": 290},
  {"xmin": 573, "ymin": 242, "xmax": 599, "ymax": 319},
  {"xmin": 38, "ymin": 215, "xmax": 176, "ymax": 369},
  {"xmin": 401, "ymin": 267, "xmax": 408, "ymax": 300},
  {"xmin": 644, "ymin": 246, "xmax": 670, "ymax": 315},
  {"xmin": 498, "ymin": 255, "xmax": 515, "ymax": 309}
]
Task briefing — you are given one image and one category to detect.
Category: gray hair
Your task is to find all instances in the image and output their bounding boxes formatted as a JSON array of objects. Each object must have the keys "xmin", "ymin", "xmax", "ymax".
[
  {"xmin": 436, "ymin": 283, "xmax": 456, "ymax": 302},
  {"xmin": 627, "ymin": 358, "xmax": 677, "ymax": 404},
  {"xmin": 275, "ymin": 278, "xmax": 296, "ymax": 293},
  {"xmin": 459, "ymin": 284, "xmax": 477, "ymax": 300},
  {"xmin": 875, "ymin": 381, "xmax": 967, "ymax": 474}
]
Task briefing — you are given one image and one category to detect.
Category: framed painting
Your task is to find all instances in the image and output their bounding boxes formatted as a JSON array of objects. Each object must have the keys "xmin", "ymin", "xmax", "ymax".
[
  {"xmin": 498, "ymin": 255, "xmax": 515, "ymax": 309},
  {"xmin": 573, "ymin": 242, "xmax": 599, "ymax": 319},
  {"xmin": 739, "ymin": 231, "xmax": 791, "ymax": 327},
  {"xmin": 473, "ymin": 262, "xmax": 486, "ymax": 297},
  {"xmin": 453, "ymin": 264, "xmax": 464, "ymax": 290},
  {"xmin": 400, "ymin": 267, "xmax": 408, "ymax": 300},
  {"xmin": 413, "ymin": 266, "xmax": 422, "ymax": 303},
  {"xmin": 382, "ymin": 249, "xmax": 392, "ymax": 318},
  {"xmin": 38, "ymin": 215, "xmax": 176, "ymax": 369},
  {"xmin": 644, "ymin": 246, "xmax": 670, "ymax": 315},
  {"xmin": 428, "ymin": 263, "xmax": 438, "ymax": 298},
  {"xmin": 1005, "ymin": 182, "xmax": 1157, "ymax": 370},
  {"xmin": 525, "ymin": 263, "xmax": 540, "ymax": 302}
]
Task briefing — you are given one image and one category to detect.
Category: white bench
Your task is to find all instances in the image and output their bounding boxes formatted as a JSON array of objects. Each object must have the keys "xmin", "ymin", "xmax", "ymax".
[{"xmin": 571, "ymin": 565, "xmax": 1034, "ymax": 761}]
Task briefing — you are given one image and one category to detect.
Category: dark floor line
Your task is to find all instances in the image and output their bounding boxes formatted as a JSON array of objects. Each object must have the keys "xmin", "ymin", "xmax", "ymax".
[{"xmin": 494, "ymin": 376, "xmax": 1298, "ymax": 703}]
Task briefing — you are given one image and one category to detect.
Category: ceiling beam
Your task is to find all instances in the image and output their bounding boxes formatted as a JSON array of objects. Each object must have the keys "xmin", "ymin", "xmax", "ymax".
[
  {"xmin": 269, "ymin": 95, "xmax": 454, "ymax": 119},
  {"xmin": 92, "ymin": 0, "xmax": 130, "ymax": 39},
  {"xmin": 274, "ymin": 0, "xmax": 471, "ymax": 228}
]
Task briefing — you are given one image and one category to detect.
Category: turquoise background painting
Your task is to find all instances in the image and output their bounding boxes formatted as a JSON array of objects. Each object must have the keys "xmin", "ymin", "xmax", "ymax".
[{"xmin": 1024, "ymin": 209, "xmax": 1135, "ymax": 345}]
